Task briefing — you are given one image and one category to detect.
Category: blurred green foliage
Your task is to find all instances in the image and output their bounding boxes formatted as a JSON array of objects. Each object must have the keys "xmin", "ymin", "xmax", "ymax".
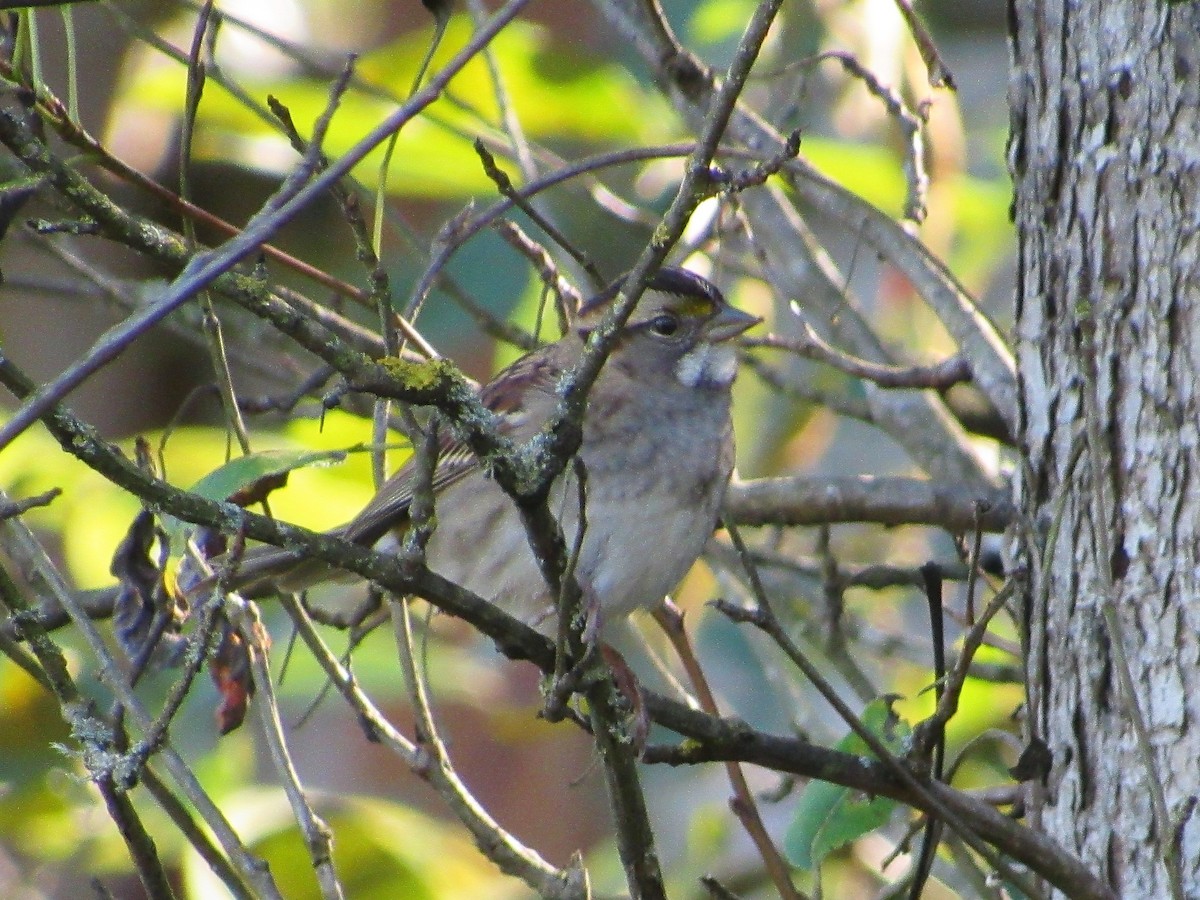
[
  {"xmin": 112, "ymin": 14, "xmax": 672, "ymax": 199},
  {"xmin": 182, "ymin": 793, "xmax": 518, "ymax": 900}
]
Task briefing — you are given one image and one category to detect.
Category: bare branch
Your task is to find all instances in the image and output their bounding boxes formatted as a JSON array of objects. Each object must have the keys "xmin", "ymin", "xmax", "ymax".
[
  {"xmin": 725, "ymin": 475, "xmax": 1014, "ymax": 532},
  {"xmin": 234, "ymin": 599, "xmax": 344, "ymax": 900},
  {"xmin": 748, "ymin": 328, "xmax": 972, "ymax": 390},
  {"xmin": 0, "ymin": 487, "xmax": 60, "ymax": 519},
  {"xmin": 891, "ymin": 0, "xmax": 956, "ymax": 89}
]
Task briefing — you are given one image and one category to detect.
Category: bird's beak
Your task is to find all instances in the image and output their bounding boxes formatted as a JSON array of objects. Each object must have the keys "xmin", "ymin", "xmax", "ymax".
[{"xmin": 705, "ymin": 306, "xmax": 762, "ymax": 342}]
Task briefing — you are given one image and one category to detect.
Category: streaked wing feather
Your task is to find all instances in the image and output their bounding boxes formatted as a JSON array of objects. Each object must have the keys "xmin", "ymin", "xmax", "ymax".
[
  {"xmin": 342, "ymin": 433, "xmax": 477, "ymax": 545},
  {"xmin": 343, "ymin": 347, "xmax": 563, "ymax": 545}
]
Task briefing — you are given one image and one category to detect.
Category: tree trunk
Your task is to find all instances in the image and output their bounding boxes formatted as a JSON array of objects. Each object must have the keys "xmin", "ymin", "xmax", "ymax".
[{"xmin": 1009, "ymin": 1, "xmax": 1200, "ymax": 895}]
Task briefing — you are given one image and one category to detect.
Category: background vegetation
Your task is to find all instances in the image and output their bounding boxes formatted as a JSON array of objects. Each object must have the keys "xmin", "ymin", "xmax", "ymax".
[{"xmin": 0, "ymin": 1, "xmax": 1046, "ymax": 898}]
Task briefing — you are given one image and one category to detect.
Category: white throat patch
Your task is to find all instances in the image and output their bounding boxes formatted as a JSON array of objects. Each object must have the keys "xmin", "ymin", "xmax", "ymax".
[{"xmin": 675, "ymin": 343, "xmax": 738, "ymax": 388}]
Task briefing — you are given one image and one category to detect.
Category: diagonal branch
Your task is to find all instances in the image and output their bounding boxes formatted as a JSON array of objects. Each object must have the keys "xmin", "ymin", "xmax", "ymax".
[
  {"xmin": 0, "ymin": 0, "xmax": 534, "ymax": 452},
  {"xmin": 0, "ymin": 541, "xmax": 180, "ymax": 900},
  {"xmin": 748, "ymin": 330, "xmax": 972, "ymax": 390}
]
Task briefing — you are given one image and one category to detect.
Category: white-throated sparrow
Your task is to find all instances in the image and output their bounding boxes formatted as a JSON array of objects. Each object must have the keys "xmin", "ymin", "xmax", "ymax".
[{"xmin": 236, "ymin": 267, "xmax": 759, "ymax": 632}]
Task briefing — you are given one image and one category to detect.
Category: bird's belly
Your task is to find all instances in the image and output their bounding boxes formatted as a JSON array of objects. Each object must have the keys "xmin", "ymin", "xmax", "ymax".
[
  {"xmin": 578, "ymin": 490, "xmax": 715, "ymax": 621},
  {"xmin": 420, "ymin": 472, "xmax": 718, "ymax": 633}
]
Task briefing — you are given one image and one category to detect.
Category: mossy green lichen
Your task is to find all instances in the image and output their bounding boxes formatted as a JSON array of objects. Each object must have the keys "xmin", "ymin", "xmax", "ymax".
[
  {"xmin": 377, "ymin": 356, "xmax": 461, "ymax": 394},
  {"xmin": 677, "ymin": 738, "xmax": 703, "ymax": 756}
]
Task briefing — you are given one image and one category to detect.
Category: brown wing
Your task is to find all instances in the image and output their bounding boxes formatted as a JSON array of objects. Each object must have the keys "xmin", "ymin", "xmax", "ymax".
[
  {"xmin": 341, "ymin": 347, "xmax": 565, "ymax": 546},
  {"xmin": 340, "ymin": 429, "xmax": 475, "ymax": 545}
]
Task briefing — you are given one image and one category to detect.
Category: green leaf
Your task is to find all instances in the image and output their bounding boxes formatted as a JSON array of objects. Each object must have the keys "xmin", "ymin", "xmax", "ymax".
[
  {"xmin": 159, "ymin": 447, "xmax": 349, "ymax": 555},
  {"xmin": 186, "ymin": 447, "xmax": 348, "ymax": 503},
  {"xmin": 785, "ymin": 782, "xmax": 897, "ymax": 871},
  {"xmin": 784, "ymin": 698, "xmax": 911, "ymax": 870}
]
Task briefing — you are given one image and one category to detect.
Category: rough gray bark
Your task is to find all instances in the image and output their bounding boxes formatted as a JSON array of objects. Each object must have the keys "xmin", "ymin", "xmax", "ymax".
[{"xmin": 1009, "ymin": 2, "xmax": 1200, "ymax": 896}]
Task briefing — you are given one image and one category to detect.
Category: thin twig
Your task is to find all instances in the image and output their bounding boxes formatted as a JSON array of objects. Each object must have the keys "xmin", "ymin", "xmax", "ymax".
[
  {"xmin": 122, "ymin": 579, "xmax": 224, "ymax": 785},
  {"xmin": 891, "ymin": 0, "xmax": 955, "ymax": 89},
  {"xmin": 492, "ymin": 218, "xmax": 583, "ymax": 335},
  {"xmin": 276, "ymin": 588, "xmax": 586, "ymax": 898},
  {"xmin": 551, "ymin": 458, "xmax": 590, "ymax": 690},
  {"xmin": 748, "ymin": 328, "xmax": 972, "ymax": 390},
  {"xmin": 466, "ymin": 0, "xmax": 537, "ymax": 181},
  {"xmin": 908, "ymin": 563, "xmax": 947, "ymax": 900},
  {"xmin": 775, "ymin": 49, "xmax": 927, "ymax": 221},
  {"xmin": 707, "ymin": 540, "xmax": 971, "ymax": 589},
  {"xmin": 0, "ymin": 487, "xmax": 60, "ymax": 519},
  {"xmin": 721, "ymin": 127, "xmax": 803, "ymax": 195},
  {"xmin": 474, "ymin": 139, "xmax": 606, "ymax": 287},
  {"xmin": 0, "ymin": 611, "xmax": 52, "ymax": 688},
  {"xmin": 234, "ymin": 598, "xmax": 344, "ymax": 900},
  {"xmin": 810, "ymin": 529, "xmax": 877, "ymax": 702},
  {"xmin": 654, "ymin": 603, "xmax": 807, "ymax": 900},
  {"xmin": 963, "ymin": 505, "xmax": 985, "ymax": 625}
]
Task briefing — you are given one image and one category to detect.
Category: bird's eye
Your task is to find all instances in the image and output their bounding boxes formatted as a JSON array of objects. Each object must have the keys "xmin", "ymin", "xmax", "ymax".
[{"xmin": 648, "ymin": 314, "xmax": 679, "ymax": 336}]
